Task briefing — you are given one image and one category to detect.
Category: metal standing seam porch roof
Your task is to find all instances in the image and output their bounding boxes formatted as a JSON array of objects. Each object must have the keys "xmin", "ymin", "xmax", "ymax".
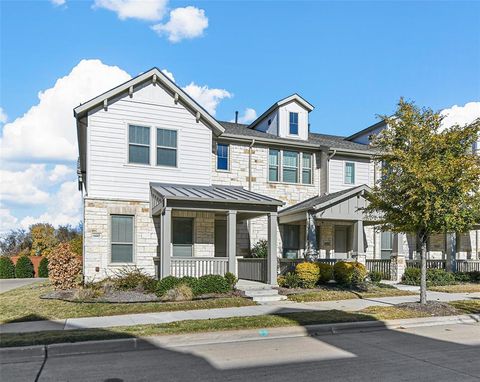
[{"xmin": 150, "ymin": 183, "xmax": 284, "ymax": 215}]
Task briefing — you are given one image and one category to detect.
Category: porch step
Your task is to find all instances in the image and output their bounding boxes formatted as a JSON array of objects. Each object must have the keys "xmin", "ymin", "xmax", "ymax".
[{"xmin": 236, "ymin": 280, "xmax": 287, "ymax": 303}]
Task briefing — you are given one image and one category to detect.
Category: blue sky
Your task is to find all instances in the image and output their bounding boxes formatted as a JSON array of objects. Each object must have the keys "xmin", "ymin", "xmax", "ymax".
[{"xmin": 0, "ymin": 0, "xmax": 479, "ymax": 232}]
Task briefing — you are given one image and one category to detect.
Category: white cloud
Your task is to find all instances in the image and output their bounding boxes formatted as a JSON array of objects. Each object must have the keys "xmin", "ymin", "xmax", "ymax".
[
  {"xmin": 0, "ymin": 59, "xmax": 131, "ymax": 162},
  {"xmin": 48, "ymin": 164, "xmax": 73, "ymax": 183},
  {"xmin": 0, "ymin": 207, "xmax": 19, "ymax": 234},
  {"xmin": 0, "ymin": 165, "xmax": 52, "ymax": 205},
  {"xmin": 20, "ymin": 181, "xmax": 82, "ymax": 229},
  {"xmin": 94, "ymin": 0, "xmax": 167, "ymax": 21},
  {"xmin": 440, "ymin": 101, "xmax": 480, "ymax": 130},
  {"xmin": 152, "ymin": 6, "xmax": 208, "ymax": 43},
  {"xmin": 50, "ymin": 0, "xmax": 66, "ymax": 5},
  {"xmin": 161, "ymin": 68, "xmax": 175, "ymax": 82},
  {"xmin": 182, "ymin": 82, "xmax": 232, "ymax": 116},
  {"xmin": 0, "ymin": 107, "xmax": 7, "ymax": 124},
  {"xmin": 233, "ymin": 108, "xmax": 257, "ymax": 124}
]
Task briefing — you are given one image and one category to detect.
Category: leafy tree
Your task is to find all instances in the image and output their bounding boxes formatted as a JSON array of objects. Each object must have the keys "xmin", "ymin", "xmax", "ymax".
[
  {"xmin": 0, "ymin": 229, "xmax": 31, "ymax": 257},
  {"xmin": 364, "ymin": 99, "xmax": 480, "ymax": 304},
  {"xmin": 55, "ymin": 224, "xmax": 82, "ymax": 243},
  {"xmin": 69, "ymin": 236, "xmax": 83, "ymax": 256},
  {"xmin": 30, "ymin": 223, "xmax": 58, "ymax": 257}
]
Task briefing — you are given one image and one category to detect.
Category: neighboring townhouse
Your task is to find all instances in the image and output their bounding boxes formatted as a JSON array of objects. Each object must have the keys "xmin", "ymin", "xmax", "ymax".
[{"xmin": 74, "ymin": 68, "xmax": 479, "ymax": 284}]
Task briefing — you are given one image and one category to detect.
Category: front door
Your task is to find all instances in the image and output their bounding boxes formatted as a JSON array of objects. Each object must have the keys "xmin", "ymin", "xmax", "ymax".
[
  {"xmin": 214, "ymin": 220, "xmax": 227, "ymax": 257},
  {"xmin": 334, "ymin": 226, "xmax": 348, "ymax": 258}
]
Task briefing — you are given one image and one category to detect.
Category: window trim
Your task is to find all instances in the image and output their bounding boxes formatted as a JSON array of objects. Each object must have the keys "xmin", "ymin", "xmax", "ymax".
[
  {"xmin": 288, "ymin": 112, "xmax": 299, "ymax": 136},
  {"xmin": 282, "ymin": 150, "xmax": 299, "ymax": 184},
  {"xmin": 344, "ymin": 161, "xmax": 356, "ymax": 185},
  {"xmin": 268, "ymin": 149, "xmax": 314, "ymax": 186},
  {"xmin": 128, "ymin": 124, "xmax": 151, "ymax": 165},
  {"xmin": 216, "ymin": 142, "xmax": 230, "ymax": 172},
  {"xmin": 109, "ymin": 214, "xmax": 135, "ymax": 265},
  {"xmin": 268, "ymin": 148, "xmax": 281, "ymax": 182},
  {"xmin": 155, "ymin": 127, "xmax": 178, "ymax": 168},
  {"xmin": 301, "ymin": 152, "xmax": 313, "ymax": 185}
]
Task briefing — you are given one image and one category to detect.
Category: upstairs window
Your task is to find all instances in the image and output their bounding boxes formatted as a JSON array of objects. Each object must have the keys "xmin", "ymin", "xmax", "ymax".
[
  {"xmin": 302, "ymin": 153, "xmax": 313, "ymax": 184},
  {"xmin": 283, "ymin": 151, "xmax": 299, "ymax": 183},
  {"xmin": 217, "ymin": 143, "xmax": 229, "ymax": 171},
  {"xmin": 156, "ymin": 128, "xmax": 177, "ymax": 167},
  {"xmin": 111, "ymin": 215, "xmax": 134, "ymax": 263},
  {"xmin": 268, "ymin": 149, "xmax": 280, "ymax": 181},
  {"xmin": 289, "ymin": 112, "xmax": 299, "ymax": 135},
  {"xmin": 128, "ymin": 125, "xmax": 150, "ymax": 164},
  {"xmin": 345, "ymin": 162, "xmax": 355, "ymax": 184}
]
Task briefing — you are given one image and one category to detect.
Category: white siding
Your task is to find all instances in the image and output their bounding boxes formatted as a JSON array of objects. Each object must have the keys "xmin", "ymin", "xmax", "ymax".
[
  {"xmin": 278, "ymin": 101, "xmax": 309, "ymax": 140},
  {"xmin": 87, "ymin": 83, "xmax": 212, "ymax": 201},
  {"xmin": 350, "ymin": 125, "xmax": 384, "ymax": 145},
  {"xmin": 329, "ymin": 155, "xmax": 372, "ymax": 192},
  {"xmin": 255, "ymin": 109, "xmax": 279, "ymax": 135}
]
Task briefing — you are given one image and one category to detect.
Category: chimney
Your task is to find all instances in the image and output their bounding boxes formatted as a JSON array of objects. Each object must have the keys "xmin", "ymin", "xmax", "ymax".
[{"xmin": 235, "ymin": 111, "xmax": 239, "ymax": 124}]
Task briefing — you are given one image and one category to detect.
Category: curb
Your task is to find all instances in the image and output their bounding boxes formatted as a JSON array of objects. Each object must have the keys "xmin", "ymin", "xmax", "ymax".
[{"xmin": 1, "ymin": 313, "xmax": 478, "ymax": 361}]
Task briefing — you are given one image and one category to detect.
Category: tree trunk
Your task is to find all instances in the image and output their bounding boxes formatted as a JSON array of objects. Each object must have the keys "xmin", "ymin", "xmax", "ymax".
[{"xmin": 420, "ymin": 235, "xmax": 428, "ymax": 305}]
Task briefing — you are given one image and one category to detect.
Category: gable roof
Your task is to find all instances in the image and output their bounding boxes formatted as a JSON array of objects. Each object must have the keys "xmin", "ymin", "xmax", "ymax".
[
  {"xmin": 73, "ymin": 67, "xmax": 225, "ymax": 136},
  {"xmin": 278, "ymin": 184, "xmax": 371, "ymax": 216},
  {"xmin": 346, "ymin": 120, "xmax": 387, "ymax": 141},
  {"xmin": 248, "ymin": 93, "xmax": 315, "ymax": 130},
  {"xmin": 219, "ymin": 121, "xmax": 376, "ymax": 154}
]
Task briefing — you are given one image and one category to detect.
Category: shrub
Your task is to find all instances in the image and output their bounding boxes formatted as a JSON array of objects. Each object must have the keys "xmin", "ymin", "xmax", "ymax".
[
  {"xmin": 48, "ymin": 243, "xmax": 82, "ymax": 290},
  {"xmin": 162, "ymin": 284, "xmax": 194, "ymax": 302},
  {"xmin": 351, "ymin": 262, "xmax": 368, "ymax": 286},
  {"xmin": 15, "ymin": 256, "xmax": 34, "ymax": 278},
  {"xmin": 0, "ymin": 256, "xmax": 15, "ymax": 279},
  {"xmin": 295, "ymin": 262, "xmax": 319, "ymax": 288},
  {"xmin": 111, "ymin": 267, "xmax": 156, "ymax": 292},
  {"xmin": 251, "ymin": 240, "xmax": 268, "ymax": 258},
  {"xmin": 224, "ymin": 272, "xmax": 237, "ymax": 288},
  {"xmin": 179, "ymin": 276, "xmax": 199, "ymax": 291},
  {"xmin": 194, "ymin": 274, "xmax": 230, "ymax": 295},
  {"xmin": 426, "ymin": 268, "xmax": 455, "ymax": 286},
  {"xmin": 156, "ymin": 276, "xmax": 182, "ymax": 297},
  {"xmin": 402, "ymin": 267, "xmax": 421, "ymax": 285},
  {"xmin": 278, "ymin": 272, "xmax": 301, "ymax": 288},
  {"xmin": 369, "ymin": 271, "xmax": 383, "ymax": 283},
  {"xmin": 333, "ymin": 261, "xmax": 354, "ymax": 285},
  {"xmin": 38, "ymin": 257, "xmax": 49, "ymax": 278},
  {"xmin": 454, "ymin": 271, "xmax": 480, "ymax": 283},
  {"xmin": 317, "ymin": 263, "xmax": 333, "ymax": 284}
]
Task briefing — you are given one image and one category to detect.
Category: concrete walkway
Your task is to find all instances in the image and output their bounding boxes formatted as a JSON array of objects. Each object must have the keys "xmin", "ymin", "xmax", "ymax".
[
  {"xmin": 1, "ymin": 290, "xmax": 479, "ymax": 334},
  {"xmin": 0, "ymin": 278, "xmax": 47, "ymax": 294}
]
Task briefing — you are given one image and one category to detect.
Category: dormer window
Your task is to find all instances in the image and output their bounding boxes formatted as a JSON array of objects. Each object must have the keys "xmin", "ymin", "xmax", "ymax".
[{"xmin": 289, "ymin": 112, "xmax": 298, "ymax": 135}]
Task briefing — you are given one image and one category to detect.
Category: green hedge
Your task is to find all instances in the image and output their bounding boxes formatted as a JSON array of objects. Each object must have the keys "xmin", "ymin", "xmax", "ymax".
[
  {"xmin": 0, "ymin": 256, "xmax": 15, "ymax": 279},
  {"xmin": 402, "ymin": 268, "xmax": 456, "ymax": 286},
  {"xmin": 38, "ymin": 257, "xmax": 49, "ymax": 278},
  {"xmin": 155, "ymin": 274, "xmax": 231, "ymax": 297},
  {"xmin": 15, "ymin": 256, "xmax": 34, "ymax": 278},
  {"xmin": 333, "ymin": 261, "xmax": 367, "ymax": 286}
]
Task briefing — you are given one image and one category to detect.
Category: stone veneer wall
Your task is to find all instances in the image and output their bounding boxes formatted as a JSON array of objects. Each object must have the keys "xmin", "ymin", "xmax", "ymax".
[{"xmin": 84, "ymin": 198, "xmax": 157, "ymax": 281}]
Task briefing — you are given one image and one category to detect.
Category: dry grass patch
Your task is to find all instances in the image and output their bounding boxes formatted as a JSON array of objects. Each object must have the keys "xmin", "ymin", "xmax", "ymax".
[
  {"xmin": 428, "ymin": 283, "xmax": 480, "ymax": 293},
  {"xmin": 0, "ymin": 282, "xmax": 255, "ymax": 323}
]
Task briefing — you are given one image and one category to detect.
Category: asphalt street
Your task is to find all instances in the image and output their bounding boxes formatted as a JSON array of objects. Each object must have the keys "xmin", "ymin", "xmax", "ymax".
[{"xmin": 2, "ymin": 322, "xmax": 480, "ymax": 381}]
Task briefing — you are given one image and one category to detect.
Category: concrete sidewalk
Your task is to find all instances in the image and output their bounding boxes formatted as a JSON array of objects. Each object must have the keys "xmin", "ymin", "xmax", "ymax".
[{"xmin": 2, "ymin": 290, "xmax": 479, "ymax": 334}]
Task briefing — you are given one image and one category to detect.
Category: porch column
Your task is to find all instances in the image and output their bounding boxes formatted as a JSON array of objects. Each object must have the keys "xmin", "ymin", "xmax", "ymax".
[
  {"xmin": 160, "ymin": 207, "xmax": 172, "ymax": 278},
  {"xmin": 352, "ymin": 220, "xmax": 365, "ymax": 255},
  {"xmin": 267, "ymin": 212, "xmax": 278, "ymax": 285},
  {"xmin": 227, "ymin": 210, "xmax": 237, "ymax": 275}
]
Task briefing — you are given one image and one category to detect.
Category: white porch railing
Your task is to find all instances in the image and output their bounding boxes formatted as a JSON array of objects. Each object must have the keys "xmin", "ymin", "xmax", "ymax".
[{"xmin": 170, "ymin": 257, "xmax": 228, "ymax": 278}]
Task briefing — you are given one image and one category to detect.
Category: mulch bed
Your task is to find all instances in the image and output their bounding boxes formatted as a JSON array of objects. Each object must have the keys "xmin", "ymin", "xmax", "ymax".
[{"xmin": 396, "ymin": 301, "xmax": 462, "ymax": 316}]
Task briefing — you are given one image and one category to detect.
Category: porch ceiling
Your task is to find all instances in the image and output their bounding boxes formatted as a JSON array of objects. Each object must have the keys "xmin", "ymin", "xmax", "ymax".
[{"xmin": 150, "ymin": 183, "xmax": 284, "ymax": 215}]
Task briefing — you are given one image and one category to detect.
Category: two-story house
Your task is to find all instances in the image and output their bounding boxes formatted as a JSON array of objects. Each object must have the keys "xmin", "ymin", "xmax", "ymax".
[{"xmin": 74, "ymin": 68, "xmax": 479, "ymax": 284}]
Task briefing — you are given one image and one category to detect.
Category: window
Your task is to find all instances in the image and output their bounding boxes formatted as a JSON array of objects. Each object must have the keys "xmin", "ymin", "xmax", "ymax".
[
  {"xmin": 128, "ymin": 125, "xmax": 150, "ymax": 164},
  {"xmin": 344, "ymin": 162, "xmax": 355, "ymax": 184},
  {"xmin": 283, "ymin": 225, "xmax": 300, "ymax": 258},
  {"xmin": 172, "ymin": 218, "xmax": 193, "ymax": 257},
  {"xmin": 283, "ymin": 151, "xmax": 299, "ymax": 183},
  {"xmin": 217, "ymin": 143, "xmax": 229, "ymax": 171},
  {"xmin": 268, "ymin": 149, "xmax": 280, "ymax": 182},
  {"xmin": 156, "ymin": 128, "xmax": 177, "ymax": 167},
  {"xmin": 381, "ymin": 231, "xmax": 393, "ymax": 259},
  {"xmin": 111, "ymin": 215, "xmax": 134, "ymax": 263},
  {"xmin": 302, "ymin": 153, "xmax": 313, "ymax": 184},
  {"xmin": 289, "ymin": 112, "xmax": 299, "ymax": 135}
]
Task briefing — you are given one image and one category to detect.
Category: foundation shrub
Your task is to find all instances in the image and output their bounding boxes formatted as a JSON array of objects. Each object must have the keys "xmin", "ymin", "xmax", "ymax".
[
  {"xmin": 224, "ymin": 272, "xmax": 237, "ymax": 288},
  {"xmin": 111, "ymin": 267, "xmax": 156, "ymax": 293},
  {"xmin": 402, "ymin": 267, "xmax": 457, "ymax": 286},
  {"xmin": 295, "ymin": 262, "xmax": 320, "ymax": 288},
  {"xmin": 48, "ymin": 243, "xmax": 82, "ymax": 290},
  {"xmin": 333, "ymin": 261, "xmax": 354, "ymax": 285},
  {"xmin": 162, "ymin": 284, "xmax": 194, "ymax": 302},
  {"xmin": 156, "ymin": 276, "xmax": 182, "ymax": 297},
  {"xmin": 251, "ymin": 240, "xmax": 268, "ymax": 258},
  {"xmin": 369, "ymin": 271, "xmax": 383, "ymax": 283},
  {"xmin": 317, "ymin": 263, "xmax": 334, "ymax": 284},
  {"xmin": 0, "ymin": 256, "xmax": 15, "ymax": 279},
  {"xmin": 194, "ymin": 274, "xmax": 230, "ymax": 295},
  {"xmin": 278, "ymin": 272, "xmax": 301, "ymax": 288}
]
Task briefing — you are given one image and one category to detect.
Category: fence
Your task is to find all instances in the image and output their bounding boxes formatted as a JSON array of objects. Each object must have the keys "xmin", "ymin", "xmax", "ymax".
[
  {"xmin": 278, "ymin": 258, "xmax": 341, "ymax": 275},
  {"xmin": 406, "ymin": 260, "xmax": 446, "ymax": 270},
  {"xmin": 365, "ymin": 259, "xmax": 391, "ymax": 279},
  {"xmin": 170, "ymin": 257, "xmax": 228, "ymax": 278},
  {"xmin": 455, "ymin": 260, "xmax": 480, "ymax": 272},
  {"xmin": 237, "ymin": 258, "xmax": 268, "ymax": 282}
]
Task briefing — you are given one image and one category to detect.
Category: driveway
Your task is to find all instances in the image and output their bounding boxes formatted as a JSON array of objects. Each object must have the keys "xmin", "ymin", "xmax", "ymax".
[{"xmin": 0, "ymin": 278, "xmax": 47, "ymax": 293}]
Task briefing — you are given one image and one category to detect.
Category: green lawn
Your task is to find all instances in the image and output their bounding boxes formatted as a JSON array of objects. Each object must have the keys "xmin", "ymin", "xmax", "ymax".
[
  {"xmin": 287, "ymin": 284, "xmax": 414, "ymax": 303},
  {"xmin": 2, "ymin": 300, "xmax": 478, "ymax": 348},
  {"xmin": 428, "ymin": 283, "xmax": 480, "ymax": 293},
  {"xmin": 0, "ymin": 282, "xmax": 255, "ymax": 324}
]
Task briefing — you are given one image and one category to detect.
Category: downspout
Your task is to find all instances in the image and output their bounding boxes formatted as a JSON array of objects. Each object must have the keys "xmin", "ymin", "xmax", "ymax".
[{"xmin": 248, "ymin": 139, "xmax": 255, "ymax": 191}]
